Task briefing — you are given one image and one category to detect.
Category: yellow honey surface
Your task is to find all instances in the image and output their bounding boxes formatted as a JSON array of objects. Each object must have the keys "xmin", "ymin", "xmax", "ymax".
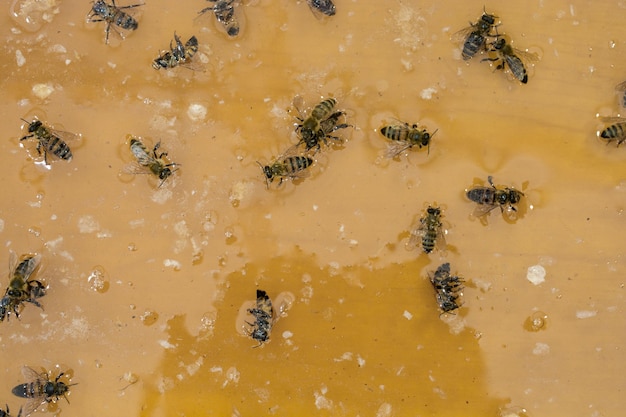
[{"xmin": 1, "ymin": 1, "xmax": 625, "ymax": 416}]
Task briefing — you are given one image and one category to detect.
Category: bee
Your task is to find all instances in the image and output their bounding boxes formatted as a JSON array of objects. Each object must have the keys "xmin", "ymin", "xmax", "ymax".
[
  {"xmin": 256, "ymin": 153, "xmax": 314, "ymax": 188},
  {"xmin": 0, "ymin": 404, "xmax": 21, "ymax": 417},
  {"xmin": 19, "ymin": 119, "xmax": 77, "ymax": 165},
  {"xmin": 429, "ymin": 262, "xmax": 464, "ymax": 314},
  {"xmin": 0, "ymin": 253, "xmax": 45, "ymax": 322},
  {"xmin": 599, "ymin": 117, "xmax": 626, "ymax": 146},
  {"xmin": 87, "ymin": 0, "xmax": 143, "ymax": 44},
  {"xmin": 407, "ymin": 206, "xmax": 446, "ymax": 254},
  {"xmin": 379, "ymin": 121, "xmax": 437, "ymax": 158},
  {"xmin": 483, "ymin": 35, "xmax": 538, "ymax": 84},
  {"xmin": 452, "ymin": 8, "xmax": 498, "ymax": 60},
  {"xmin": 294, "ymin": 97, "xmax": 350, "ymax": 152},
  {"xmin": 127, "ymin": 136, "xmax": 180, "ymax": 187},
  {"xmin": 466, "ymin": 176, "xmax": 524, "ymax": 216},
  {"xmin": 305, "ymin": 0, "xmax": 336, "ymax": 18},
  {"xmin": 152, "ymin": 33, "xmax": 201, "ymax": 71},
  {"xmin": 246, "ymin": 289, "xmax": 274, "ymax": 347},
  {"xmin": 198, "ymin": 0, "xmax": 240, "ymax": 37},
  {"xmin": 12, "ymin": 366, "xmax": 75, "ymax": 417}
]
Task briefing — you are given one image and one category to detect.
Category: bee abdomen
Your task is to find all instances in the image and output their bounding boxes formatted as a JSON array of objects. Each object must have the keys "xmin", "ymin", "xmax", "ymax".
[
  {"xmin": 462, "ymin": 32, "xmax": 486, "ymax": 60},
  {"xmin": 285, "ymin": 156, "xmax": 313, "ymax": 173},
  {"xmin": 601, "ymin": 123, "xmax": 626, "ymax": 140},
  {"xmin": 311, "ymin": 98, "xmax": 337, "ymax": 120},
  {"xmin": 47, "ymin": 137, "xmax": 72, "ymax": 160}
]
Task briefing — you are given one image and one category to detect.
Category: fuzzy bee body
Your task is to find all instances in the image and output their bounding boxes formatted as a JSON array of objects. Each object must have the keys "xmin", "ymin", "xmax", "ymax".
[
  {"xmin": 20, "ymin": 119, "xmax": 75, "ymax": 164},
  {"xmin": 380, "ymin": 122, "xmax": 436, "ymax": 158},
  {"xmin": 0, "ymin": 253, "xmax": 45, "ymax": 322},
  {"xmin": 87, "ymin": 0, "xmax": 143, "ymax": 44},
  {"xmin": 246, "ymin": 290, "xmax": 274, "ymax": 347}
]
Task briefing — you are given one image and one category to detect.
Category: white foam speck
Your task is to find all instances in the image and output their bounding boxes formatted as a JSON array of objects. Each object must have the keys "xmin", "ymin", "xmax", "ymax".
[{"xmin": 527, "ymin": 265, "xmax": 546, "ymax": 285}]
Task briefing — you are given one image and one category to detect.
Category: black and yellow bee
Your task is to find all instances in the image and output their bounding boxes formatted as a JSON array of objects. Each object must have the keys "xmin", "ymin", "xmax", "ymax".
[
  {"xmin": 429, "ymin": 263, "xmax": 464, "ymax": 314},
  {"xmin": 152, "ymin": 33, "xmax": 201, "ymax": 71},
  {"xmin": 87, "ymin": 0, "xmax": 143, "ymax": 44},
  {"xmin": 0, "ymin": 253, "xmax": 45, "ymax": 322},
  {"xmin": 599, "ymin": 117, "xmax": 626, "ymax": 146},
  {"xmin": 12, "ymin": 366, "xmax": 75, "ymax": 417},
  {"xmin": 483, "ymin": 34, "xmax": 538, "ymax": 84},
  {"xmin": 198, "ymin": 0, "xmax": 240, "ymax": 37},
  {"xmin": 257, "ymin": 148, "xmax": 314, "ymax": 188},
  {"xmin": 294, "ymin": 97, "xmax": 350, "ymax": 152},
  {"xmin": 407, "ymin": 206, "xmax": 445, "ymax": 254},
  {"xmin": 453, "ymin": 8, "xmax": 498, "ymax": 60},
  {"xmin": 379, "ymin": 121, "xmax": 436, "ymax": 158},
  {"xmin": 246, "ymin": 289, "xmax": 274, "ymax": 347},
  {"xmin": 126, "ymin": 136, "xmax": 180, "ymax": 187},
  {"xmin": 19, "ymin": 119, "xmax": 77, "ymax": 165},
  {"xmin": 466, "ymin": 176, "xmax": 524, "ymax": 216}
]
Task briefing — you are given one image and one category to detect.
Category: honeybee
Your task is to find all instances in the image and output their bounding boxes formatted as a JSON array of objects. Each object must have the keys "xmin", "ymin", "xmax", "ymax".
[
  {"xmin": 483, "ymin": 35, "xmax": 538, "ymax": 84},
  {"xmin": 0, "ymin": 253, "xmax": 45, "ymax": 322},
  {"xmin": 19, "ymin": 119, "xmax": 77, "ymax": 165},
  {"xmin": 198, "ymin": 0, "xmax": 240, "ymax": 37},
  {"xmin": 379, "ymin": 121, "xmax": 437, "ymax": 158},
  {"xmin": 0, "ymin": 404, "xmax": 21, "ymax": 417},
  {"xmin": 294, "ymin": 97, "xmax": 350, "ymax": 152},
  {"xmin": 429, "ymin": 263, "xmax": 464, "ymax": 314},
  {"xmin": 452, "ymin": 8, "xmax": 498, "ymax": 60},
  {"xmin": 599, "ymin": 117, "xmax": 626, "ymax": 146},
  {"xmin": 407, "ymin": 206, "xmax": 446, "ymax": 254},
  {"xmin": 12, "ymin": 366, "xmax": 75, "ymax": 417},
  {"xmin": 305, "ymin": 0, "xmax": 336, "ymax": 18},
  {"xmin": 257, "ymin": 146, "xmax": 314, "ymax": 187},
  {"xmin": 127, "ymin": 136, "xmax": 180, "ymax": 187},
  {"xmin": 87, "ymin": 0, "xmax": 143, "ymax": 44},
  {"xmin": 246, "ymin": 289, "xmax": 274, "ymax": 347},
  {"xmin": 152, "ymin": 33, "xmax": 202, "ymax": 71},
  {"xmin": 466, "ymin": 176, "xmax": 524, "ymax": 216}
]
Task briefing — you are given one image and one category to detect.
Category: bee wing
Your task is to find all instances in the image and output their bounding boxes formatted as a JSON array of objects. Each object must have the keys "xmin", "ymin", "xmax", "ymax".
[
  {"xmin": 405, "ymin": 224, "xmax": 426, "ymax": 251},
  {"xmin": 292, "ymin": 95, "xmax": 307, "ymax": 119},
  {"xmin": 180, "ymin": 60, "xmax": 207, "ymax": 72},
  {"xmin": 600, "ymin": 116, "xmax": 626, "ymax": 123},
  {"xmin": 471, "ymin": 203, "xmax": 498, "ymax": 217},
  {"xmin": 434, "ymin": 226, "xmax": 447, "ymax": 249},
  {"xmin": 451, "ymin": 25, "xmax": 476, "ymax": 43},
  {"xmin": 123, "ymin": 162, "xmax": 152, "ymax": 176},
  {"xmin": 615, "ymin": 80, "xmax": 626, "ymax": 92},
  {"xmin": 8, "ymin": 250, "xmax": 18, "ymax": 278},
  {"xmin": 47, "ymin": 128, "xmax": 82, "ymax": 144},
  {"xmin": 21, "ymin": 396, "xmax": 45, "ymax": 417},
  {"xmin": 21, "ymin": 365, "xmax": 45, "ymax": 382},
  {"xmin": 18, "ymin": 254, "xmax": 42, "ymax": 280},
  {"xmin": 385, "ymin": 141, "xmax": 413, "ymax": 158},
  {"xmin": 512, "ymin": 48, "xmax": 539, "ymax": 64}
]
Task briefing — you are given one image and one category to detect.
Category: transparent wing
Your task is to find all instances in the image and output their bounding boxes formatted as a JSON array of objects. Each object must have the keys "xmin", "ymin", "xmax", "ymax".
[
  {"xmin": 46, "ymin": 128, "xmax": 82, "ymax": 144},
  {"xmin": 122, "ymin": 162, "xmax": 152, "ymax": 176},
  {"xmin": 385, "ymin": 141, "xmax": 413, "ymax": 158},
  {"xmin": 405, "ymin": 224, "xmax": 426, "ymax": 251},
  {"xmin": 21, "ymin": 365, "xmax": 46, "ymax": 383},
  {"xmin": 600, "ymin": 116, "xmax": 626, "ymax": 123},
  {"xmin": 451, "ymin": 25, "xmax": 475, "ymax": 43},
  {"xmin": 471, "ymin": 203, "xmax": 498, "ymax": 217}
]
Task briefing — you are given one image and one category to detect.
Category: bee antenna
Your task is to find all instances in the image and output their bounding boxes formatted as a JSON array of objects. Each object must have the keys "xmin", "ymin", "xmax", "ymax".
[{"xmin": 255, "ymin": 161, "xmax": 270, "ymax": 189}]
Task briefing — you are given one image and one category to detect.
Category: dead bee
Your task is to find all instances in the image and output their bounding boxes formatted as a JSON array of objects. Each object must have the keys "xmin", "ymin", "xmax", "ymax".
[
  {"xmin": 19, "ymin": 119, "xmax": 77, "ymax": 165},
  {"xmin": 87, "ymin": 0, "xmax": 143, "ymax": 44},
  {"xmin": 407, "ymin": 206, "xmax": 446, "ymax": 254},
  {"xmin": 152, "ymin": 33, "xmax": 202, "ymax": 71},
  {"xmin": 12, "ymin": 366, "xmax": 75, "ymax": 417},
  {"xmin": 483, "ymin": 34, "xmax": 538, "ymax": 84},
  {"xmin": 126, "ymin": 136, "xmax": 180, "ymax": 187},
  {"xmin": 379, "ymin": 121, "xmax": 437, "ymax": 158},
  {"xmin": 246, "ymin": 289, "xmax": 274, "ymax": 347},
  {"xmin": 0, "ymin": 253, "xmax": 45, "ymax": 322},
  {"xmin": 466, "ymin": 176, "xmax": 524, "ymax": 216},
  {"xmin": 0, "ymin": 404, "xmax": 21, "ymax": 417},
  {"xmin": 305, "ymin": 0, "xmax": 336, "ymax": 18},
  {"xmin": 294, "ymin": 97, "xmax": 350, "ymax": 152},
  {"xmin": 256, "ymin": 147, "xmax": 314, "ymax": 188},
  {"xmin": 429, "ymin": 262, "xmax": 464, "ymax": 314},
  {"xmin": 599, "ymin": 117, "xmax": 626, "ymax": 146},
  {"xmin": 198, "ymin": 0, "xmax": 240, "ymax": 37},
  {"xmin": 452, "ymin": 8, "xmax": 498, "ymax": 60}
]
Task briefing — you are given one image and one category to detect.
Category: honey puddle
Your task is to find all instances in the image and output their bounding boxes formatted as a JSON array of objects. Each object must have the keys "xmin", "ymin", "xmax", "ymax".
[{"xmin": 1, "ymin": 0, "xmax": 625, "ymax": 416}]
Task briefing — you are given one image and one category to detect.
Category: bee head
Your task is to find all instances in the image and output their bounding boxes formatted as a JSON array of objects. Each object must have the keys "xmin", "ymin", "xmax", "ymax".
[
  {"xmin": 91, "ymin": 0, "xmax": 107, "ymax": 15},
  {"xmin": 427, "ymin": 206, "xmax": 440, "ymax": 216},
  {"xmin": 25, "ymin": 119, "xmax": 41, "ymax": 133},
  {"xmin": 508, "ymin": 189, "xmax": 524, "ymax": 204},
  {"xmin": 256, "ymin": 161, "xmax": 272, "ymax": 188}
]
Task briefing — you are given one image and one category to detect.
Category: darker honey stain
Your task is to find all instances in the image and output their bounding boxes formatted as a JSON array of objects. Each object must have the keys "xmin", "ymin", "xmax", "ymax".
[{"xmin": 138, "ymin": 250, "xmax": 504, "ymax": 415}]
